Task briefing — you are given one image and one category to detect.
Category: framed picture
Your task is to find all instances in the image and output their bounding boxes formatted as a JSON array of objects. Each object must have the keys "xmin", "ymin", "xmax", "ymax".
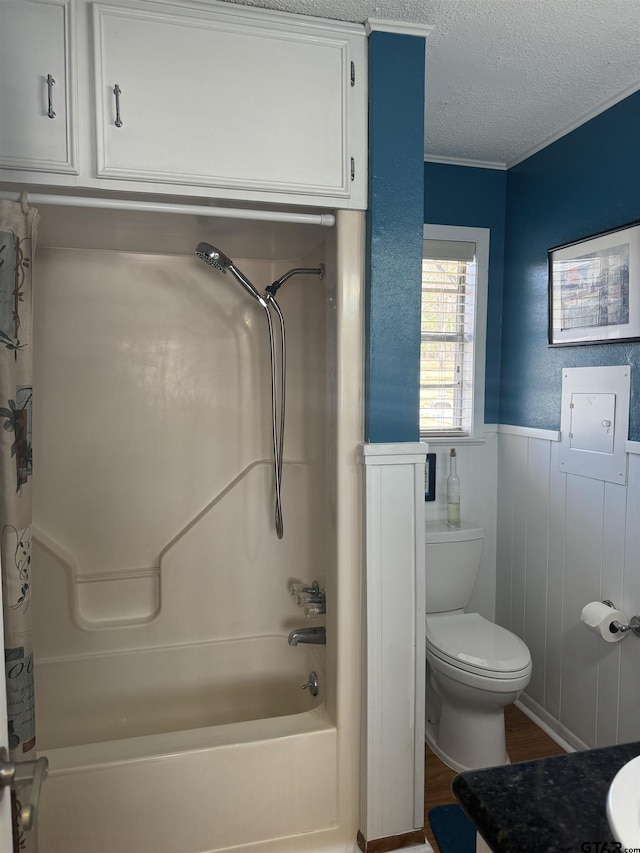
[
  {"xmin": 425, "ymin": 452, "xmax": 436, "ymax": 502},
  {"xmin": 548, "ymin": 220, "xmax": 640, "ymax": 346}
]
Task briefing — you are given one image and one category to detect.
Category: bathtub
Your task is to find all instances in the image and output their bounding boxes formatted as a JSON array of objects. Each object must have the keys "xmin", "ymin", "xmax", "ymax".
[{"xmin": 36, "ymin": 636, "xmax": 339, "ymax": 853}]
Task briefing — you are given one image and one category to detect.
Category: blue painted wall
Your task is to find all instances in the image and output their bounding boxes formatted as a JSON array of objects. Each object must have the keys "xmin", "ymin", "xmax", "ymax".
[
  {"xmin": 423, "ymin": 163, "xmax": 507, "ymax": 424},
  {"xmin": 366, "ymin": 32, "xmax": 425, "ymax": 442},
  {"xmin": 501, "ymin": 91, "xmax": 640, "ymax": 437},
  {"xmin": 369, "ymin": 56, "xmax": 639, "ymax": 441}
]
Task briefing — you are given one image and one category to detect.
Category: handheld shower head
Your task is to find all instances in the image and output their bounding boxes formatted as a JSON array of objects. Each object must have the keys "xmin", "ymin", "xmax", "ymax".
[
  {"xmin": 195, "ymin": 242, "xmax": 233, "ymax": 272},
  {"xmin": 195, "ymin": 242, "xmax": 267, "ymax": 307}
]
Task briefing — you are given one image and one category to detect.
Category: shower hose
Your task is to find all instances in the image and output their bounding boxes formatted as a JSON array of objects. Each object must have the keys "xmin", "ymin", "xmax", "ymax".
[{"xmin": 263, "ymin": 294, "xmax": 286, "ymax": 539}]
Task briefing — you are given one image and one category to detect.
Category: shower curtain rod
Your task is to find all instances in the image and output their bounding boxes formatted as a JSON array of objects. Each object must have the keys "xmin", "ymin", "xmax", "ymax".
[{"xmin": 0, "ymin": 191, "xmax": 336, "ymax": 227}]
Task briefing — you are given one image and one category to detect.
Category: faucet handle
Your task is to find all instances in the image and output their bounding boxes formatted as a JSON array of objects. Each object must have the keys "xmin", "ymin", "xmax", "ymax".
[
  {"xmin": 290, "ymin": 581, "xmax": 319, "ymax": 598},
  {"xmin": 290, "ymin": 581, "xmax": 326, "ymax": 614}
]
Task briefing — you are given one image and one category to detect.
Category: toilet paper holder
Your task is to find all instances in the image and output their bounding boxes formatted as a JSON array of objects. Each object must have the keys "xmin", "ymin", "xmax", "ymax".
[{"xmin": 602, "ymin": 601, "xmax": 640, "ymax": 637}]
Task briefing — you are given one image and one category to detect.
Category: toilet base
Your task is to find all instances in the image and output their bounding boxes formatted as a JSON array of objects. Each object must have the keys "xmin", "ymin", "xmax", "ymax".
[
  {"xmin": 424, "ymin": 706, "xmax": 510, "ymax": 773},
  {"xmin": 425, "ymin": 643, "xmax": 531, "ymax": 772}
]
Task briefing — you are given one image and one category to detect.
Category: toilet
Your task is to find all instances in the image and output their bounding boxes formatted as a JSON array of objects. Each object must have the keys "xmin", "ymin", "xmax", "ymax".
[{"xmin": 425, "ymin": 521, "xmax": 532, "ymax": 773}]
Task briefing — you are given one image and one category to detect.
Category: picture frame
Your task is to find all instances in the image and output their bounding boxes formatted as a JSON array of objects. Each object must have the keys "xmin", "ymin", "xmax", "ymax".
[
  {"xmin": 425, "ymin": 452, "xmax": 436, "ymax": 502},
  {"xmin": 548, "ymin": 220, "xmax": 640, "ymax": 346}
]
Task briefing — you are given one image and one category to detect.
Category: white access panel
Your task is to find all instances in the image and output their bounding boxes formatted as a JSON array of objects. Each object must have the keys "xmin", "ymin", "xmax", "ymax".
[
  {"xmin": 569, "ymin": 393, "xmax": 616, "ymax": 454},
  {"xmin": 559, "ymin": 366, "xmax": 630, "ymax": 483}
]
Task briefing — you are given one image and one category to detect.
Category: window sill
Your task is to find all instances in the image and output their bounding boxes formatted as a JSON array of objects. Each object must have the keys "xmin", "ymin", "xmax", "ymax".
[
  {"xmin": 420, "ymin": 425, "xmax": 497, "ymax": 447},
  {"xmin": 422, "ymin": 437, "xmax": 487, "ymax": 447}
]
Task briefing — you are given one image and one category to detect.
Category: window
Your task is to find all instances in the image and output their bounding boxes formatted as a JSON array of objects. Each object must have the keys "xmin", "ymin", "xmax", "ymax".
[{"xmin": 420, "ymin": 225, "xmax": 488, "ymax": 439}]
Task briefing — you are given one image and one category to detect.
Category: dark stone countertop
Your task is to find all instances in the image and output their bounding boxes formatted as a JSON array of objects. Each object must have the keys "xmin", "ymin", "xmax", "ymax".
[{"xmin": 452, "ymin": 741, "xmax": 640, "ymax": 853}]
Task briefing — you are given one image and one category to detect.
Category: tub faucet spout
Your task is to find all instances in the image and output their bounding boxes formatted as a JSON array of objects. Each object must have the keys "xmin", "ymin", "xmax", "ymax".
[{"xmin": 288, "ymin": 626, "xmax": 326, "ymax": 646}]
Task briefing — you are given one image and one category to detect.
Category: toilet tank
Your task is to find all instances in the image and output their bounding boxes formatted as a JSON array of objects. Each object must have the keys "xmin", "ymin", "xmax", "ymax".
[{"xmin": 426, "ymin": 521, "xmax": 485, "ymax": 614}]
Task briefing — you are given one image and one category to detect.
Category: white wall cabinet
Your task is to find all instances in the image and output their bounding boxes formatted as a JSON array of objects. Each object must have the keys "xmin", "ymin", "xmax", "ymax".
[
  {"xmin": 0, "ymin": 0, "xmax": 77, "ymax": 175},
  {"xmin": 94, "ymin": 3, "xmax": 358, "ymax": 200},
  {"xmin": 0, "ymin": 0, "xmax": 367, "ymax": 209}
]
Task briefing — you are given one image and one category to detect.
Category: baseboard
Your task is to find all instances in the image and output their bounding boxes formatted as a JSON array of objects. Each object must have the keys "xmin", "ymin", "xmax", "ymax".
[
  {"xmin": 515, "ymin": 695, "xmax": 588, "ymax": 753},
  {"xmin": 356, "ymin": 829, "xmax": 427, "ymax": 853}
]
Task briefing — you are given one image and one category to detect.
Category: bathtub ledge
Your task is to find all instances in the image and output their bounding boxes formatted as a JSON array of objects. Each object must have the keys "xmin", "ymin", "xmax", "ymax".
[{"xmin": 40, "ymin": 705, "xmax": 334, "ymax": 774}]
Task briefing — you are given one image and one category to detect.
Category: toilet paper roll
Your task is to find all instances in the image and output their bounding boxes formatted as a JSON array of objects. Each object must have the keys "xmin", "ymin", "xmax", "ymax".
[{"xmin": 580, "ymin": 601, "xmax": 626, "ymax": 643}]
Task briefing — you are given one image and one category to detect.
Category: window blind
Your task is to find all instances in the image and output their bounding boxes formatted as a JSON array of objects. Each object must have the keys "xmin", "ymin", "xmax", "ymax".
[{"xmin": 420, "ymin": 239, "xmax": 477, "ymax": 436}]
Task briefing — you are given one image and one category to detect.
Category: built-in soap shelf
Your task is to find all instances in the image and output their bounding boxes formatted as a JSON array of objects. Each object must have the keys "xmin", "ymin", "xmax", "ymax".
[
  {"xmin": 74, "ymin": 570, "xmax": 160, "ymax": 629},
  {"xmin": 32, "ymin": 525, "xmax": 160, "ymax": 630},
  {"xmin": 31, "ymin": 462, "xmax": 270, "ymax": 631},
  {"xmin": 290, "ymin": 580, "xmax": 326, "ymax": 618}
]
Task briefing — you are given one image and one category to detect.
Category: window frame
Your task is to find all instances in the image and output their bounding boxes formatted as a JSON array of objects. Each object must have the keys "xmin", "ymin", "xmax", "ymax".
[{"xmin": 420, "ymin": 224, "xmax": 489, "ymax": 442}]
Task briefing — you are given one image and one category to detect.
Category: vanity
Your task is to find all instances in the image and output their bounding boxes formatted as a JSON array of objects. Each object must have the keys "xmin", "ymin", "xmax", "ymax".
[{"xmin": 452, "ymin": 741, "xmax": 640, "ymax": 852}]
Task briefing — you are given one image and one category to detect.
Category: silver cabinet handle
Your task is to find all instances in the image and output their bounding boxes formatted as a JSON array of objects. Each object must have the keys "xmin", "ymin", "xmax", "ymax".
[
  {"xmin": 46, "ymin": 74, "xmax": 56, "ymax": 119},
  {"xmin": 113, "ymin": 84, "xmax": 123, "ymax": 128},
  {"xmin": 0, "ymin": 747, "xmax": 49, "ymax": 831}
]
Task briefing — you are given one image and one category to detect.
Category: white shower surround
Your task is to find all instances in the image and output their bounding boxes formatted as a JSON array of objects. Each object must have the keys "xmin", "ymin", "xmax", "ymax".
[{"xmin": 31, "ymin": 210, "xmax": 365, "ymax": 852}]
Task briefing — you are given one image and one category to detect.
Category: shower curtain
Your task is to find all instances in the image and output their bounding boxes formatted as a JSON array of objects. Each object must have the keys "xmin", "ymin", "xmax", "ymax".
[{"xmin": 0, "ymin": 199, "xmax": 39, "ymax": 852}]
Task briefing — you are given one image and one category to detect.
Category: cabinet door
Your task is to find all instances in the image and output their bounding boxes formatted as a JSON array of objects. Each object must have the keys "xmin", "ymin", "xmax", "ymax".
[
  {"xmin": 0, "ymin": 0, "xmax": 77, "ymax": 174},
  {"xmin": 93, "ymin": 3, "xmax": 354, "ymax": 198}
]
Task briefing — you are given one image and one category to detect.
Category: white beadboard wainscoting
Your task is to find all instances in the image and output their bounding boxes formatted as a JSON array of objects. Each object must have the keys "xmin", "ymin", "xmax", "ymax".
[
  {"xmin": 425, "ymin": 430, "xmax": 499, "ymax": 622},
  {"xmin": 496, "ymin": 425, "xmax": 640, "ymax": 751},
  {"xmin": 366, "ymin": 426, "xmax": 639, "ymax": 804},
  {"xmin": 360, "ymin": 443, "xmax": 427, "ymax": 848}
]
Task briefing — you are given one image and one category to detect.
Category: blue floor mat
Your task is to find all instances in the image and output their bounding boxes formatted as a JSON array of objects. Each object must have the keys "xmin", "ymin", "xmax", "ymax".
[{"xmin": 428, "ymin": 804, "xmax": 476, "ymax": 853}]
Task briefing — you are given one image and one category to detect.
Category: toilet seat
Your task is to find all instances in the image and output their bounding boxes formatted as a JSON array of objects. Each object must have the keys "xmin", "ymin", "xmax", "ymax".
[{"xmin": 426, "ymin": 612, "xmax": 531, "ymax": 679}]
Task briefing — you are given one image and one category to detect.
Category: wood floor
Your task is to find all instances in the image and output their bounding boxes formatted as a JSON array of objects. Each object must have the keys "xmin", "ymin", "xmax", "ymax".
[{"xmin": 424, "ymin": 703, "xmax": 566, "ymax": 852}]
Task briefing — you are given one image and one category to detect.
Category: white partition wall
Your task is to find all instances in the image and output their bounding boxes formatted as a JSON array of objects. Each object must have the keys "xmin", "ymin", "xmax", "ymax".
[{"xmin": 359, "ymin": 443, "xmax": 427, "ymax": 852}]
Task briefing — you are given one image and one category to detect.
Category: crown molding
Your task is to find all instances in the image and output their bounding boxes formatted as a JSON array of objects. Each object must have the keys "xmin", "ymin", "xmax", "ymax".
[
  {"xmin": 507, "ymin": 79, "xmax": 640, "ymax": 168},
  {"xmin": 365, "ymin": 18, "xmax": 433, "ymax": 38},
  {"xmin": 424, "ymin": 154, "xmax": 507, "ymax": 171}
]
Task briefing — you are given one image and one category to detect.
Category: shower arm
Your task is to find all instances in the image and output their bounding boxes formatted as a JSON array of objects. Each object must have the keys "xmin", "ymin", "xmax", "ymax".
[{"xmin": 265, "ymin": 264, "xmax": 325, "ymax": 297}]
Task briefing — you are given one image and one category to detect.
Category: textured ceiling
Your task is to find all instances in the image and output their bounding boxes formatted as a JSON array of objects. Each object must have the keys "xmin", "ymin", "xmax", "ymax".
[{"xmin": 221, "ymin": 0, "xmax": 640, "ymax": 167}]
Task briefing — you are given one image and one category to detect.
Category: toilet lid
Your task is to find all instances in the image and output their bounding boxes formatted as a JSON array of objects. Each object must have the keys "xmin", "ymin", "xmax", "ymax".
[{"xmin": 426, "ymin": 612, "xmax": 531, "ymax": 674}]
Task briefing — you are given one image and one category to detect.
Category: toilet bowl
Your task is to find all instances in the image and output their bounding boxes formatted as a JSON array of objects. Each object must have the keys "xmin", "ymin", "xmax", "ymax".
[
  {"xmin": 425, "ymin": 522, "xmax": 532, "ymax": 772},
  {"xmin": 426, "ymin": 611, "xmax": 532, "ymax": 771}
]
